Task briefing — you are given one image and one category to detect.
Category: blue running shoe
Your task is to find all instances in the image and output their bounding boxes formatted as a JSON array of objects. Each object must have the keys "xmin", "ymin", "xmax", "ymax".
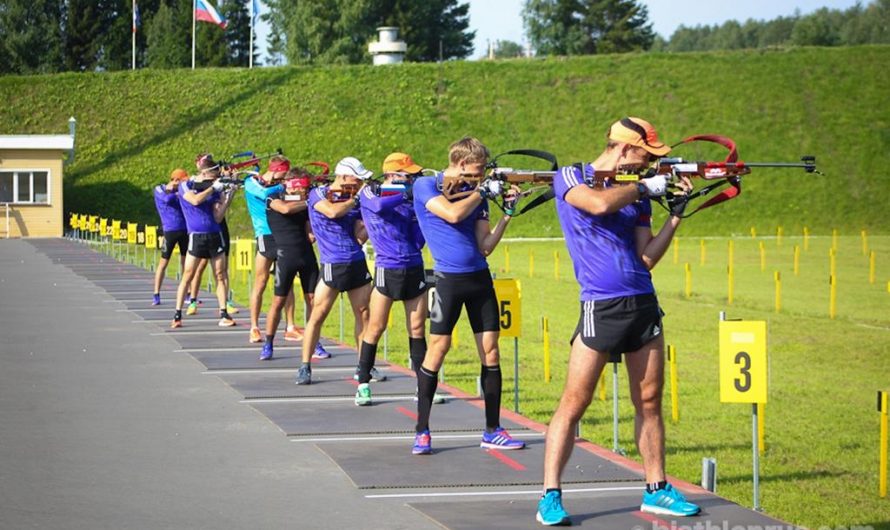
[
  {"xmin": 536, "ymin": 490, "xmax": 571, "ymax": 526},
  {"xmin": 481, "ymin": 427, "xmax": 526, "ymax": 450},
  {"xmin": 412, "ymin": 430, "xmax": 432, "ymax": 455},
  {"xmin": 640, "ymin": 483, "xmax": 701, "ymax": 517},
  {"xmin": 294, "ymin": 364, "xmax": 311, "ymax": 385},
  {"xmin": 260, "ymin": 343, "xmax": 273, "ymax": 361},
  {"xmin": 312, "ymin": 343, "xmax": 331, "ymax": 359},
  {"xmin": 152, "ymin": 293, "xmax": 161, "ymax": 306}
]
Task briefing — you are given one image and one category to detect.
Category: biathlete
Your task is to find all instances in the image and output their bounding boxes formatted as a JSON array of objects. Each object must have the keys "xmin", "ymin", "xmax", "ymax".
[
  {"xmin": 295, "ymin": 157, "xmax": 373, "ymax": 385},
  {"xmin": 260, "ymin": 166, "xmax": 320, "ymax": 361},
  {"xmin": 411, "ymin": 137, "xmax": 525, "ymax": 455},
  {"xmin": 536, "ymin": 117, "xmax": 700, "ymax": 525},
  {"xmin": 152, "ymin": 168, "xmax": 190, "ymax": 305}
]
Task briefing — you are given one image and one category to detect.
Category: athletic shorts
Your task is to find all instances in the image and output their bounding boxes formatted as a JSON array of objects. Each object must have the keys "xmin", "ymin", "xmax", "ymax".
[
  {"xmin": 570, "ymin": 293, "xmax": 663, "ymax": 355},
  {"xmin": 428, "ymin": 269, "xmax": 499, "ymax": 335},
  {"xmin": 374, "ymin": 264, "xmax": 428, "ymax": 301},
  {"xmin": 321, "ymin": 260, "xmax": 371, "ymax": 293},
  {"xmin": 220, "ymin": 219, "xmax": 230, "ymax": 256},
  {"xmin": 188, "ymin": 232, "xmax": 226, "ymax": 259},
  {"xmin": 160, "ymin": 230, "xmax": 188, "ymax": 260},
  {"xmin": 274, "ymin": 249, "xmax": 319, "ymax": 297},
  {"xmin": 256, "ymin": 234, "xmax": 278, "ymax": 260}
]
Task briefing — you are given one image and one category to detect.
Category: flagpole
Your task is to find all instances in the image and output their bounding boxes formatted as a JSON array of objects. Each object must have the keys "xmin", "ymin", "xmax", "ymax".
[
  {"xmin": 192, "ymin": 0, "xmax": 197, "ymax": 70},
  {"xmin": 249, "ymin": 0, "xmax": 254, "ymax": 69},
  {"xmin": 131, "ymin": 0, "xmax": 136, "ymax": 70}
]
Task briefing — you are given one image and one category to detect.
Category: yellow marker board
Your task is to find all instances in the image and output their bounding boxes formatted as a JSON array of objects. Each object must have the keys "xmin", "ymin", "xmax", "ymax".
[
  {"xmin": 136, "ymin": 226, "xmax": 145, "ymax": 245},
  {"xmin": 111, "ymin": 220, "xmax": 122, "ymax": 240},
  {"xmin": 145, "ymin": 226, "xmax": 157, "ymax": 249},
  {"xmin": 493, "ymin": 278, "xmax": 522, "ymax": 338},
  {"xmin": 99, "ymin": 218, "xmax": 108, "ymax": 236},
  {"xmin": 69, "ymin": 213, "xmax": 78, "ymax": 229},
  {"xmin": 79, "ymin": 214, "xmax": 88, "ymax": 231},
  {"xmin": 89, "ymin": 215, "xmax": 99, "ymax": 232},
  {"xmin": 127, "ymin": 222, "xmax": 137, "ymax": 244},
  {"xmin": 719, "ymin": 320, "xmax": 768, "ymax": 404},
  {"xmin": 235, "ymin": 239, "xmax": 254, "ymax": 271}
]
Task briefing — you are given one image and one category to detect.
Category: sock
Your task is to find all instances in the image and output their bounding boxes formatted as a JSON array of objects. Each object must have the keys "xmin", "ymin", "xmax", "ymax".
[
  {"xmin": 646, "ymin": 480, "xmax": 668, "ymax": 493},
  {"xmin": 358, "ymin": 341, "xmax": 377, "ymax": 384},
  {"xmin": 265, "ymin": 335, "xmax": 275, "ymax": 344},
  {"xmin": 408, "ymin": 337, "xmax": 427, "ymax": 377},
  {"xmin": 544, "ymin": 488, "xmax": 561, "ymax": 497},
  {"xmin": 219, "ymin": 309, "xmax": 230, "ymax": 319},
  {"xmin": 415, "ymin": 366, "xmax": 438, "ymax": 433},
  {"xmin": 481, "ymin": 364, "xmax": 502, "ymax": 431},
  {"xmin": 173, "ymin": 309, "xmax": 182, "ymax": 320},
  {"xmin": 189, "ymin": 296, "xmax": 197, "ymax": 304},
  {"xmin": 301, "ymin": 361, "xmax": 311, "ymax": 371}
]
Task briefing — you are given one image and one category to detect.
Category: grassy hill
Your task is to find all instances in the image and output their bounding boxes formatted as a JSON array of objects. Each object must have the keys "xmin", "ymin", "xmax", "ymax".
[{"xmin": 1, "ymin": 46, "xmax": 888, "ymax": 237}]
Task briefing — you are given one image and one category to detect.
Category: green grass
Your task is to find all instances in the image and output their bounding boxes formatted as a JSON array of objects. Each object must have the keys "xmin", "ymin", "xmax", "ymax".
[
  {"xmin": 3, "ymin": 45, "xmax": 890, "ymax": 236},
  {"xmin": 92, "ymin": 230, "xmax": 890, "ymax": 529}
]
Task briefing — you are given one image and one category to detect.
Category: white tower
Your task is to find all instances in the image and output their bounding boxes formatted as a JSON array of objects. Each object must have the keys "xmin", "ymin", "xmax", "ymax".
[{"xmin": 369, "ymin": 27, "xmax": 407, "ymax": 65}]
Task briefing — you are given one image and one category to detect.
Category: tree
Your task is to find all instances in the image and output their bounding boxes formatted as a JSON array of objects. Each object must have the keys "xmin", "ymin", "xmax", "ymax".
[
  {"xmin": 523, "ymin": 0, "xmax": 654, "ymax": 56},
  {"xmin": 494, "ymin": 39, "xmax": 525, "ymax": 58},
  {"xmin": 146, "ymin": 1, "xmax": 189, "ymax": 68},
  {"xmin": 221, "ymin": 0, "xmax": 253, "ymax": 66},
  {"xmin": 0, "ymin": 0, "xmax": 65, "ymax": 74},
  {"xmin": 64, "ymin": 0, "xmax": 103, "ymax": 71},
  {"xmin": 374, "ymin": 0, "xmax": 474, "ymax": 61}
]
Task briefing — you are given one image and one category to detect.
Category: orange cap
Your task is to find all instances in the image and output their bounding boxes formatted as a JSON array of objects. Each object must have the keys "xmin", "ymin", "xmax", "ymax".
[
  {"xmin": 382, "ymin": 152, "xmax": 423, "ymax": 173},
  {"xmin": 608, "ymin": 117, "xmax": 671, "ymax": 156},
  {"xmin": 170, "ymin": 168, "xmax": 189, "ymax": 181}
]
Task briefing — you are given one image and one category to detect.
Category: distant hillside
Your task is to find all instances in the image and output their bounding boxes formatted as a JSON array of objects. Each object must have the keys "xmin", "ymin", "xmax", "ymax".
[{"xmin": 1, "ymin": 46, "xmax": 888, "ymax": 237}]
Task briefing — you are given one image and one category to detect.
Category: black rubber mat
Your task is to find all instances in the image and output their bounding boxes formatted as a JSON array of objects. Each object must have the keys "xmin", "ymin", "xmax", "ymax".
[
  {"xmin": 251, "ymin": 397, "xmax": 529, "ymax": 437},
  {"xmin": 187, "ymin": 344, "xmax": 369, "ymax": 369},
  {"xmin": 128, "ymin": 310, "xmax": 237, "ymax": 322},
  {"xmin": 120, "ymin": 299, "xmax": 223, "ymax": 310},
  {"xmin": 408, "ymin": 491, "xmax": 798, "ymax": 529},
  {"xmin": 217, "ymin": 370, "xmax": 411, "ymax": 399},
  {"xmin": 318, "ymin": 437, "xmax": 639, "ymax": 489}
]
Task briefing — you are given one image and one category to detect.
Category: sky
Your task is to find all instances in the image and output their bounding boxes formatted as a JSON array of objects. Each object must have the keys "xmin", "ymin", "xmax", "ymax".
[{"xmin": 252, "ymin": 0, "xmax": 866, "ymax": 62}]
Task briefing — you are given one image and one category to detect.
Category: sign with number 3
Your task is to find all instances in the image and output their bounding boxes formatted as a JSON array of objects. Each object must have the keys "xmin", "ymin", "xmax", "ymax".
[{"xmin": 719, "ymin": 320, "xmax": 768, "ymax": 404}]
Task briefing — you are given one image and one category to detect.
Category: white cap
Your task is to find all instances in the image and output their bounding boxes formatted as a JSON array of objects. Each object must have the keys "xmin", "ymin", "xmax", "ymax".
[{"xmin": 335, "ymin": 156, "xmax": 373, "ymax": 180}]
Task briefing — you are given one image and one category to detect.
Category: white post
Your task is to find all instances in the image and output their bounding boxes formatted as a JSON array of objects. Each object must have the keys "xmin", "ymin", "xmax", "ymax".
[
  {"xmin": 5, "ymin": 204, "xmax": 9, "ymax": 239},
  {"xmin": 249, "ymin": 0, "xmax": 254, "ymax": 69},
  {"xmin": 192, "ymin": 0, "xmax": 197, "ymax": 70},
  {"xmin": 131, "ymin": 0, "xmax": 136, "ymax": 70}
]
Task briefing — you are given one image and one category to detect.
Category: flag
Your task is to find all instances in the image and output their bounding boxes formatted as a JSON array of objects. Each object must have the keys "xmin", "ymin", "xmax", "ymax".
[
  {"xmin": 195, "ymin": 0, "xmax": 228, "ymax": 29},
  {"xmin": 132, "ymin": 2, "xmax": 141, "ymax": 33},
  {"xmin": 252, "ymin": 0, "xmax": 260, "ymax": 22}
]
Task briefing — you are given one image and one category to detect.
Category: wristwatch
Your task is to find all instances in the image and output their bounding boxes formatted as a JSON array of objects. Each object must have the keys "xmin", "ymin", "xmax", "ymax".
[{"xmin": 635, "ymin": 182, "xmax": 647, "ymax": 198}]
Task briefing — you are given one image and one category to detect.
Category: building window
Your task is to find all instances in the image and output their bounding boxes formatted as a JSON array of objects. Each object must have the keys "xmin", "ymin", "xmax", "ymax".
[{"xmin": 0, "ymin": 170, "xmax": 50, "ymax": 204}]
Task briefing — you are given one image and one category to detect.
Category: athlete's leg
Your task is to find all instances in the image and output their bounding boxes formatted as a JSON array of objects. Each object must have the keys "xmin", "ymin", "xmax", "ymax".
[
  {"xmin": 300, "ymin": 281, "xmax": 339, "ymax": 364},
  {"xmin": 153, "ymin": 256, "xmax": 170, "ymax": 295},
  {"xmin": 265, "ymin": 292, "xmax": 289, "ymax": 340},
  {"xmin": 473, "ymin": 330, "xmax": 502, "ymax": 430},
  {"xmin": 250, "ymin": 253, "xmax": 273, "ymax": 330},
  {"xmin": 175, "ymin": 254, "xmax": 202, "ymax": 311},
  {"xmin": 542, "ymin": 338, "xmax": 609, "ymax": 489},
  {"xmin": 211, "ymin": 253, "xmax": 228, "ymax": 312},
  {"xmin": 284, "ymin": 289, "xmax": 296, "ymax": 329},
  {"xmin": 404, "ymin": 291, "xmax": 428, "ymax": 375},
  {"xmin": 347, "ymin": 282, "xmax": 372, "ymax": 350},
  {"xmin": 357, "ymin": 288, "xmax": 393, "ymax": 384},
  {"xmin": 190, "ymin": 258, "xmax": 209, "ymax": 301},
  {"xmin": 625, "ymin": 334, "xmax": 666, "ymax": 484}
]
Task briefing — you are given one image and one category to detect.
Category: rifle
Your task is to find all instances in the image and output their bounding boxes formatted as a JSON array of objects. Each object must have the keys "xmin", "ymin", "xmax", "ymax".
[
  {"xmin": 483, "ymin": 149, "xmax": 560, "ymax": 215},
  {"xmin": 326, "ymin": 183, "xmax": 361, "ymax": 203},
  {"xmin": 276, "ymin": 161, "xmax": 331, "ymax": 201},
  {"xmin": 191, "ymin": 148, "xmax": 285, "ymax": 191}
]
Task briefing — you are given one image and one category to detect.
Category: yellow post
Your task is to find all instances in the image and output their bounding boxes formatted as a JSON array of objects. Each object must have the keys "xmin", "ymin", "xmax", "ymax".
[
  {"xmin": 673, "ymin": 238, "xmax": 679, "ymax": 265},
  {"xmin": 728, "ymin": 240, "xmax": 735, "ymax": 305},
  {"xmin": 598, "ymin": 371, "xmax": 606, "ymax": 401},
  {"xmin": 759, "ymin": 241, "xmax": 766, "ymax": 272},
  {"xmin": 757, "ymin": 402, "xmax": 766, "ymax": 455},
  {"xmin": 774, "ymin": 271, "xmax": 782, "ymax": 313},
  {"xmin": 803, "ymin": 227, "xmax": 810, "ymax": 252},
  {"xmin": 750, "ymin": 226, "xmax": 756, "ymax": 238},
  {"xmin": 880, "ymin": 390, "xmax": 888, "ymax": 498},
  {"xmin": 832, "ymin": 228, "xmax": 838, "ymax": 251},
  {"xmin": 776, "ymin": 226, "xmax": 783, "ymax": 246},
  {"xmin": 554, "ymin": 251, "xmax": 560, "ymax": 281},
  {"xmin": 829, "ymin": 274, "xmax": 837, "ymax": 319},
  {"xmin": 830, "ymin": 248, "xmax": 837, "ymax": 278},
  {"xmin": 529, "ymin": 249, "xmax": 534, "ymax": 278},
  {"xmin": 669, "ymin": 345, "xmax": 679, "ymax": 423},
  {"xmin": 684, "ymin": 263, "xmax": 692, "ymax": 299},
  {"xmin": 870, "ymin": 251, "xmax": 876, "ymax": 284},
  {"xmin": 862, "ymin": 229, "xmax": 868, "ymax": 256},
  {"xmin": 793, "ymin": 245, "xmax": 800, "ymax": 276},
  {"xmin": 700, "ymin": 239, "xmax": 706, "ymax": 266},
  {"xmin": 504, "ymin": 245, "xmax": 510, "ymax": 274},
  {"xmin": 542, "ymin": 317, "xmax": 551, "ymax": 383},
  {"xmin": 452, "ymin": 326, "xmax": 459, "ymax": 348}
]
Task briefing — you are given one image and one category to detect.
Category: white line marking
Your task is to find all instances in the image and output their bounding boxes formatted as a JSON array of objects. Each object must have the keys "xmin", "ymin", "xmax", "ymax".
[
  {"xmin": 291, "ymin": 432, "xmax": 545, "ymax": 443},
  {"xmin": 202, "ymin": 367, "xmax": 357, "ymax": 375},
  {"xmin": 242, "ymin": 396, "xmax": 413, "ymax": 404},
  {"xmin": 364, "ymin": 486, "xmax": 643, "ymax": 499},
  {"xmin": 175, "ymin": 346, "xmax": 352, "ymax": 353},
  {"xmin": 91, "ymin": 279, "xmax": 155, "ymax": 283},
  {"xmin": 151, "ymin": 330, "xmax": 245, "ymax": 336}
]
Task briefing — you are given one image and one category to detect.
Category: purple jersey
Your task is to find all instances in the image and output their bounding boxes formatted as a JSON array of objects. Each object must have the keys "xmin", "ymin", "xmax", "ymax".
[
  {"xmin": 177, "ymin": 180, "xmax": 221, "ymax": 234},
  {"xmin": 153, "ymin": 184, "xmax": 186, "ymax": 232},
  {"xmin": 307, "ymin": 186, "xmax": 364, "ymax": 265},
  {"xmin": 413, "ymin": 174, "xmax": 488, "ymax": 274},
  {"xmin": 359, "ymin": 186, "xmax": 424, "ymax": 269},
  {"xmin": 553, "ymin": 163, "xmax": 654, "ymax": 301}
]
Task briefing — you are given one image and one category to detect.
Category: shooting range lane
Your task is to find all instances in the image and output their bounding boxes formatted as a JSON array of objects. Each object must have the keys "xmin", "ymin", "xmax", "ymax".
[{"xmin": 12, "ymin": 238, "xmax": 800, "ymax": 530}]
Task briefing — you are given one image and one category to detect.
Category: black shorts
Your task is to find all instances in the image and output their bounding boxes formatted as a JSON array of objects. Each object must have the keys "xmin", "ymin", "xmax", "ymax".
[
  {"xmin": 256, "ymin": 234, "xmax": 278, "ymax": 260},
  {"xmin": 160, "ymin": 230, "xmax": 188, "ymax": 260},
  {"xmin": 274, "ymin": 249, "xmax": 319, "ymax": 297},
  {"xmin": 570, "ymin": 294, "xmax": 663, "ymax": 355},
  {"xmin": 321, "ymin": 260, "xmax": 371, "ymax": 293},
  {"xmin": 428, "ymin": 269, "xmax": 499, "ymax": 335},
  {"xmin": 220, "ymin": 219, "xmax": 230, "ymax": 256},
  {"xmin": 188, "ymin": 232, "xmax": 226, "ymax": 259},
  {"xmin": 374, "ymin": 265, "xmax": 428, "ymax": 301}
]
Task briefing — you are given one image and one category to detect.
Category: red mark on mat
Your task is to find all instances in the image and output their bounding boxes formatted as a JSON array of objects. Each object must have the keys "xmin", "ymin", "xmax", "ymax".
[
  {"xmin": 396, "ymin": 406, "xmax": 418, "ymax": 420},
  {"xmin": 633, "ymin": 511, "xmax": 672, "ymax": 529},
  {"xmin": 485, "ymin": 449, "xmax": 526, "ymax": 471}
]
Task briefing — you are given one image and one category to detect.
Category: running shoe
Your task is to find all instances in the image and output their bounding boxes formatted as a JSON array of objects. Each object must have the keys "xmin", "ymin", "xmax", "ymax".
[
  {"xmin": 226, "ymin": 302, "xmax": 240, "ymax": 314},
  {"xmin": 353, "ymin": 366, "xmax": 388, "ymax": 383},
  {"xmin": 536, "ymin": 490, "xmax": 571, "ymax": 526},
  {"xmin": 249, "ymin": 327, "xmax": 263, "ymax": 343},
  {"xmin": 260, "ymin": 342, "xmax": 274, "ymax": 361},
  {"xmin": 218, "ymin": 315, "xmax": 236, "ymax": 327},
  {"xmin": 480, "ymin": 427, "xmax": 526, "ymax": 450},
  {"xmin": 312, "ymin": 343, "xmax": 331, "ymax": 359},
  {"xmin": 294, "ymin": 364, "xmax": 312, "ymax": 385},
  {"xmin": 640, "ymin": 483, "xmax": 701, "ymax": 517},
  {"xmin": 152, "ymin": 293, "xmax": 161, "ymax": 306},
  {"xmin": 412, "ymin": 430, "xmax": 432, "ymax": 455},
  {"xmin": 186, "ymin": 300, "xmax": 198, "ymax": 315},
  {"xmin": 170, "ymin": 319, "xmax": 182, "ymax": 329},
  {"xmin": 413, "ymin": 389, "xmax": 446, "ymax": 405},
  {"xmin": 284, "ymin": 327, "xmax": 302, "ymax": 342},
  {"xmin": 354, "ymin": 383, "xmax": 372, "ymax": 406}
]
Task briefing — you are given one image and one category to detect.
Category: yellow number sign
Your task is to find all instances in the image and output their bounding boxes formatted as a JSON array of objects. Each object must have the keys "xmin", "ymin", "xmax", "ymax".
[
  {"xmin": 719, "ymin": 320, "xmax": 768, "ymax": 404},
  {"xmin": 145, "ymin": 226, "xmax": 157, "ymax": 249},
  {"xmin": 69, "ymin": 213, "xmax": 78, "ymax": 229},
  {"xmin": 111, "ymin": 220, "xmax": 121, "ymax": 240},
  {"xmin": 493, "ymin": 278, "xmax": 522, "ymax": 338},
  {"xmin": 89, "ymin": 215, "xmax": 98, "ymax": 232},
  {"xmin": 99, "ymin": 218, "xmax": 108, "ymax": 236},
  {"xmin": 235, "ymin": 239, "xmax": 254, "ymax": 271},
  {"xmin": 127, "ymin": 222, "xmax": 137, "ymax": 244},
  {"xmin": 79, "ymin": 214, "xmax": 88, "ymax": 231}
]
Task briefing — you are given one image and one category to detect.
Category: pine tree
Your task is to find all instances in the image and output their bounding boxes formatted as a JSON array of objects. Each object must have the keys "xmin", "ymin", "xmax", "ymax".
[
  {"xmin": 221, "ymin": 0, "xmax": 253, "ymax": 66},
  {"xmin": 0, "ymin": 0, "xmax": 65, "ymax": 74},
  {"xmin": 146, "ymin": 1, "xmax": 189, "ymax": 68}
]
